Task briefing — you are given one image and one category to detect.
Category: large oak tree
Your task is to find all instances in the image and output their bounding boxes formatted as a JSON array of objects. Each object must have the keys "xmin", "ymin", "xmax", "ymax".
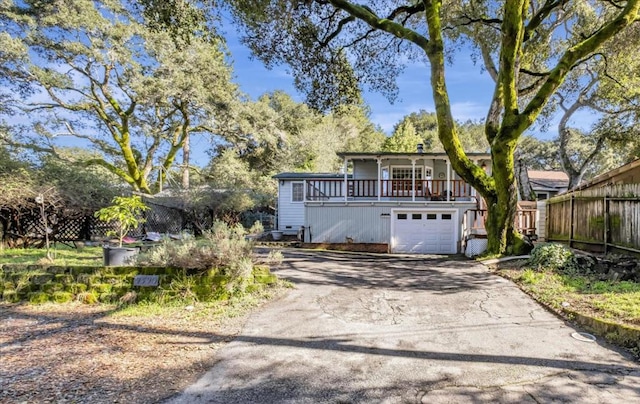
[
  {"xmin": 219, "ymin": 0, "xmax": 640, "ymax": 254},
  {"xmin": 0, "ymin": 0, "xmax": 237, "ymax": 194}
]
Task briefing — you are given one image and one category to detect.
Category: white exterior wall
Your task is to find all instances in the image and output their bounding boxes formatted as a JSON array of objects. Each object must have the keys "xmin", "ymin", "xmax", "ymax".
[
  {"xmin": 353, "ymin": 161, "xmax": 378, "ymax": 179},
  {"xmin": 353, "ymin": 159, "xmax": 450, "ymax": 178},
  {"xmin": 277, "ymin": 181, "xmax": 305, "ymax": 235},
  {"xmin": 305, "ymin": 202, "xmax": 476, "ymax": 252}
]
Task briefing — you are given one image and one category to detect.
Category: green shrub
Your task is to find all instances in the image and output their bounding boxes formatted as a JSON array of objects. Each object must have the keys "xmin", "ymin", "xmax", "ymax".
[
  {"xmin": 2, "ymin": 289, "xmax": 19, "ymax": 303},
  {"xmin": 134, "ymin": 221, "xmax": 261, "ymax": 287},
  {"xmin": 52, "ymin": 291, "xmax": 74, "ymax": 303},
  {"xmin": 227, "ymin": 257, "xmax": 254, "ymax": 292},
  {"xmin": 65, "ymin": 283, "xmax": 88, "ymax": 294},
  {"xmin": 159, "ymin": 271, "xmax": 199, "ymax": 303},
  {"xmin": 41, "ymin": 282, "xmax": 64, "ymax": 293},
  {"xmin": 527, "ymin": 243, "xmax": 581, "ymax": 274},
  {"xmin": 92, "ymin": 283, "xmax": 113, "ymax": 294},
  {"xmin": 29, "ymin": 292, "xmax": 50, "ymax": 304},
  {"xmin": 76, "ymin": 291, "xmax": 98, "ymax": 304}
]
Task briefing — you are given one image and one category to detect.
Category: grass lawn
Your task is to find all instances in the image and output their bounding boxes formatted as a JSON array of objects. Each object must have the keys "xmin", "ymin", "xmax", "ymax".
[
  {"xmin": 0, "ymin": 244, "xmax": 104, "ymax": 266},
  {"xmin": 495, "ymin": 260, "xmax": 640, "ymax": 328}
]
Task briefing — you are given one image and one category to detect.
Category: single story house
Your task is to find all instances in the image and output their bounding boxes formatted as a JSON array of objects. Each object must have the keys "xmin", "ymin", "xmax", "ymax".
[
  {"xmin": 274, "ymin": 151, "xmax": 493, "ymax": 254},
  {"xmin": 527, "ymin": 170, "xmax": 569, "ymax": 200}
]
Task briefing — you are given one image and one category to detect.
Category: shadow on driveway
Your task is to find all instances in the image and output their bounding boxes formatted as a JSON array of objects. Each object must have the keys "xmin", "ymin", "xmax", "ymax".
[{"xmin": 268, "ymin": 249, "xmax": 498, "ymax": 293}]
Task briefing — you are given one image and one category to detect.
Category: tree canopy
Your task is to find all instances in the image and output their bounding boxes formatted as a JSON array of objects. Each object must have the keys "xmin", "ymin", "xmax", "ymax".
[
  {"xmin": 220, "ymin": 0, "xmax": 640, "ymax": 254},
  {"xmin": 0, "ymin": 0, "xmax": 237, "ymax": 194}
]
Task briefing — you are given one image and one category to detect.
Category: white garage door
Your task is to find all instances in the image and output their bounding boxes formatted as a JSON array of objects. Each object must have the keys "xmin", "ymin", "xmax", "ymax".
[{"xmin": 392, "ymin": 210, "xmax": 457, "ymax": 254}]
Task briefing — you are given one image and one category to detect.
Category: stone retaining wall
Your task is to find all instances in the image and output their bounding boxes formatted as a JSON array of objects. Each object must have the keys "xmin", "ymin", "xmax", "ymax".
[{"xmin": 0, "ymin": 264, "xmax": 277, "ymax": 304}]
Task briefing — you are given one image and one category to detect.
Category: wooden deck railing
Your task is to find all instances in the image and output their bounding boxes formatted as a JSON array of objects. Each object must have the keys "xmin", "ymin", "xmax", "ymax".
[
  {"xmin": 462, "ymin": 201, "xmax": 538, "ymax": 239},
  {"xmin": 305, "ymin": 179, "xmax": 473, "ymax": 200}
]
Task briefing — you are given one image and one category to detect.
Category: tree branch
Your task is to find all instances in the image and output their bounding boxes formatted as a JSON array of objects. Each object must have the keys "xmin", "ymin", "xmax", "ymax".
[
  {"xmin": 520, "ymin": 0, "xmax": 640, "ymax": 133},
  {"xmin": 524, "ymin": 0, "xmax": 567, "ymax": 41},
  {"xmin": 327, "ymin": 0, "xmax": 430, "ymax": 52}
]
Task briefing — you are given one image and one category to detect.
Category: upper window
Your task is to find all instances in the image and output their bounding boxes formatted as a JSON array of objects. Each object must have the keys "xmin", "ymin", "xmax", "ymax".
[
  {"xmin": 292, "ymin": 182, "xmax": 304, "ymax": 202},
  {"xmin": 392, "ymin": 167, "xmax": 423, "ymax": 180}
]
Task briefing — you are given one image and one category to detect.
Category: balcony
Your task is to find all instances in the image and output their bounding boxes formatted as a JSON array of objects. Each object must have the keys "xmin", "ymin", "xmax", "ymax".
[{"xmin": 305, "ymin": 179, "xmax": 475, "ymax": 202}]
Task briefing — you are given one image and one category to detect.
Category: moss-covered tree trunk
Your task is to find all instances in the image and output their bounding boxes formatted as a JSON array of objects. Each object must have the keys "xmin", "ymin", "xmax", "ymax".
[{"xmin": 485, "ymin": 138, "xmax": 520, "ymax": 254}]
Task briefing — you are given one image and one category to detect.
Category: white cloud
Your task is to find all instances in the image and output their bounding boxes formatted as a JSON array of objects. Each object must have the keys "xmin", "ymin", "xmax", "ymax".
[{"xmin": 450, "ymin": 101, "xmax": 488, "ymax": 121}]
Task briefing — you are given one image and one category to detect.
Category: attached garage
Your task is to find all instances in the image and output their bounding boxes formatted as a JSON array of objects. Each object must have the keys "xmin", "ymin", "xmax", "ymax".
[{"xmin": 391, "ymin": 209, "xmax": 458, "ymax": 254}]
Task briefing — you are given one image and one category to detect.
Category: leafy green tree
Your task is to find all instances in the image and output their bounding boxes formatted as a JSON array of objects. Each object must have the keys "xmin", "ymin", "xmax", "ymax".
[
  {"xmin": 542, "ymin": 25, "xmax": 640, "ymax": 188},
  {"xmin": 38, "ymin": 149, "xmax": 123, "ymax": 213},
  {"xmin": 516, "ymin": 135, "xmax": 559, "ymax": 171},
  {"xmin": 395, "ymin": 110, "xmax": 489, "ymax": 153},
  {"xmin": 216, "ymin": 91, "xmax": 383, "ymax": 174},
  {"xmin": 395, "ymin": 110, "xmax": 439, "ymax": 150},
  {"xmin": 382, "ymin": 120, "xmax": 422, "ymax": 152},
  {"xmin": 0, "ymin": 0, "xmax": 237, "ymax": 194},
  {"xmin": 335, "ymin": 104, "xmax": 386, "ymax": 154},
  {"xmin": 94, "ymin": 195, "xmax": 149, "ymax": 247},
  {"xmin": 219, "ymin": 0, "xmax": 640, "ymax": 254}
]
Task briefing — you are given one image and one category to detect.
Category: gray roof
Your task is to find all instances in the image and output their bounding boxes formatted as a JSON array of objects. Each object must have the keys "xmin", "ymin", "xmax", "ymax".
[
  {"xmin": 337, "ymin": 151, "xmax": 491, "ymax": 159},
  {"xmin": 272, "ymin": 172, "xmax": 351, "ymax": 180}
]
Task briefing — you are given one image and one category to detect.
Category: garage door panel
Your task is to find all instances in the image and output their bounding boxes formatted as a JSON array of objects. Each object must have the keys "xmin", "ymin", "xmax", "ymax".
[{"xmin": 392, "ymin": 210, "xmax": 456, "ymax": 254}]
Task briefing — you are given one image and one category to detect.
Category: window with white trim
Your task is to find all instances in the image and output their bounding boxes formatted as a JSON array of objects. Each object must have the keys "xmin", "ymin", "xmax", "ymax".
[
  {"xmin": 391, "ymin": 166, "xmax": 424, "ymax": 194},
  {"xmin": 292, "ymin": 182, "xmax": 304, "ymax": 202}
]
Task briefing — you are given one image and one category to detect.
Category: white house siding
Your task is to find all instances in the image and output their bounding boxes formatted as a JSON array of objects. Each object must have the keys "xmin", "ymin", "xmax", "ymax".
[
  {"xmin": 305, "ymin": 202, "xmax": 476, "ymax": 252},
  {"xmin": 305, "ymin": 204, "xmax": 391, "ymax": 243},
  {"xmin": 353, "ymin": 161, "xmax": 378, "ymax": 179},
  {"xmin": 350, "ymin": 158, "xmax": 464, "ymax": 180},
  {"xmin": 277, "ymin": 181, "xmax": 305, "ymax": 235}
]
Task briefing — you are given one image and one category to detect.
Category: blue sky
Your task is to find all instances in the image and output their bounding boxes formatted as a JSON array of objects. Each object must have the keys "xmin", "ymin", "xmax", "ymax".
[
  {"xmin": 220, "ymin": 22, "xmax": 599, "ymax": 144},
  {"xmin": 224, "ymin": 31, "xmax": 496, "ymax": 134}
]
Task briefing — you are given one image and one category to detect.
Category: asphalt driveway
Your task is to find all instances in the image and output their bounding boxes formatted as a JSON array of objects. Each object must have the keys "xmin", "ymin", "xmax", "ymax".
[{"xmin": 167, "ymin": 250, "xmax": 640, "ymax": 403}]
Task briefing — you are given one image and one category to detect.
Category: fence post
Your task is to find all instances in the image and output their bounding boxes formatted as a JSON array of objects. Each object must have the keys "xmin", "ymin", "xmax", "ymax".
[
  {"xmin": 569, "ymin": 194, "xmax": 574, "ymax": 248},
  {"xmin": 604, "ymin": 195, "xmax": 609, "ymax": 254}
]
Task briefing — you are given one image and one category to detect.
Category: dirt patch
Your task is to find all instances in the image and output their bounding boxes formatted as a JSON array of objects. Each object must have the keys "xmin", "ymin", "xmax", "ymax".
[{"xmin": 0, "ymin": 292, "xmax": 285, "ymax": 403}]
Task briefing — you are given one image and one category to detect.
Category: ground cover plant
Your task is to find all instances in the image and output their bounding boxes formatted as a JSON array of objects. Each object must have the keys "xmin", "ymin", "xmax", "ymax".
[
  {"xmin": 0, "ymin": 244, "xmax": 103, "ymax": 266},
  {"xmin": 492, "ymin": 243, "xmax": 640, "ymax": 355},
  {"xmin": 1, "ymin": 221, "xmax": 282, "ymax": 305}
]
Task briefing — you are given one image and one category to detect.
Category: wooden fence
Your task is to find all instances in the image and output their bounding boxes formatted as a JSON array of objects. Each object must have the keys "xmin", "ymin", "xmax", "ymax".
[{"xmin": 546, "ymin": 183, "xmax": 640, "ymax": 254}]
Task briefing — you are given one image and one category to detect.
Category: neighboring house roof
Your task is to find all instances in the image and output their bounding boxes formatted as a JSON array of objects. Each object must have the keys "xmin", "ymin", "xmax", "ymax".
[
  {"xmin": 573, "ymin": 158, "xmax": 640, "ymax": 190},
  {"xmin": 527, "ymin": 170, "xmax": 569, "ymax": 191},
  {"xmin": 272, "ymin": 172, "xmax": 352, "ymax": 180}
]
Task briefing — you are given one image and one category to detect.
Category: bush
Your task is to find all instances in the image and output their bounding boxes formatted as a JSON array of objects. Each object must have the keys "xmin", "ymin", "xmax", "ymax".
[
  {"xmin": 134, "ymin": 221, "xmax": 268, "ymax": 298},
  {"xmin": 527, "ymin": 243, "xmax": 582, "ymax": 275},
  {"xmin": 136, "ymin": 221, "xmax": 256, "ymax": 271}
]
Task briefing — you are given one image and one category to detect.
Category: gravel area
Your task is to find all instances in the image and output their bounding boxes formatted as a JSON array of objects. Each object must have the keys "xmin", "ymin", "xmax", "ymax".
[{"xmin": 0, "ymin": 297, "xmax": 280, "ymax": 403}]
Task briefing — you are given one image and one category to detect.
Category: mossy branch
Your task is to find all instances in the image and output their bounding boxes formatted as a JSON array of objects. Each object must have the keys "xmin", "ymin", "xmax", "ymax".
[{"xmin": 328, "ymin": 0, "xmax": 430, "ymax": 52}]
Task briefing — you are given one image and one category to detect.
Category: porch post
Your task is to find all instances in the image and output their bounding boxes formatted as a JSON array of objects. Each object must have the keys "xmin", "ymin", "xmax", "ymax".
[
  {"xmin": 377, "ymin": 157, "xmax": 382, "ymax": 201},
  {"xmin": 446, "ymin": 160, "xmax": 451, "ymax": 202},
  {"xmin": 411, "ymin": 159, "xmax": 416, "ymax": 202},
  {"xmin": 303, "ymin": 179, "xmax": 307, "ymax": 202},
  {"xmin": 343, "ymin": 158, "xmax": 348, "ymax": 202},
  {"xmin": 471, "ymin": 160, "xmax": 477, "ymax": 200}
]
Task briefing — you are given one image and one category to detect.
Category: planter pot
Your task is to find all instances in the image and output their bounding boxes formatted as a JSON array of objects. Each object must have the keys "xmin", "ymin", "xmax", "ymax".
[
  {"xmin": 271, "ymin": 230, "xmax": 284, "ymax": 241},
  {"xmin": 103, "ymin": 246, "xmax": 139, "ymax": 266}
]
